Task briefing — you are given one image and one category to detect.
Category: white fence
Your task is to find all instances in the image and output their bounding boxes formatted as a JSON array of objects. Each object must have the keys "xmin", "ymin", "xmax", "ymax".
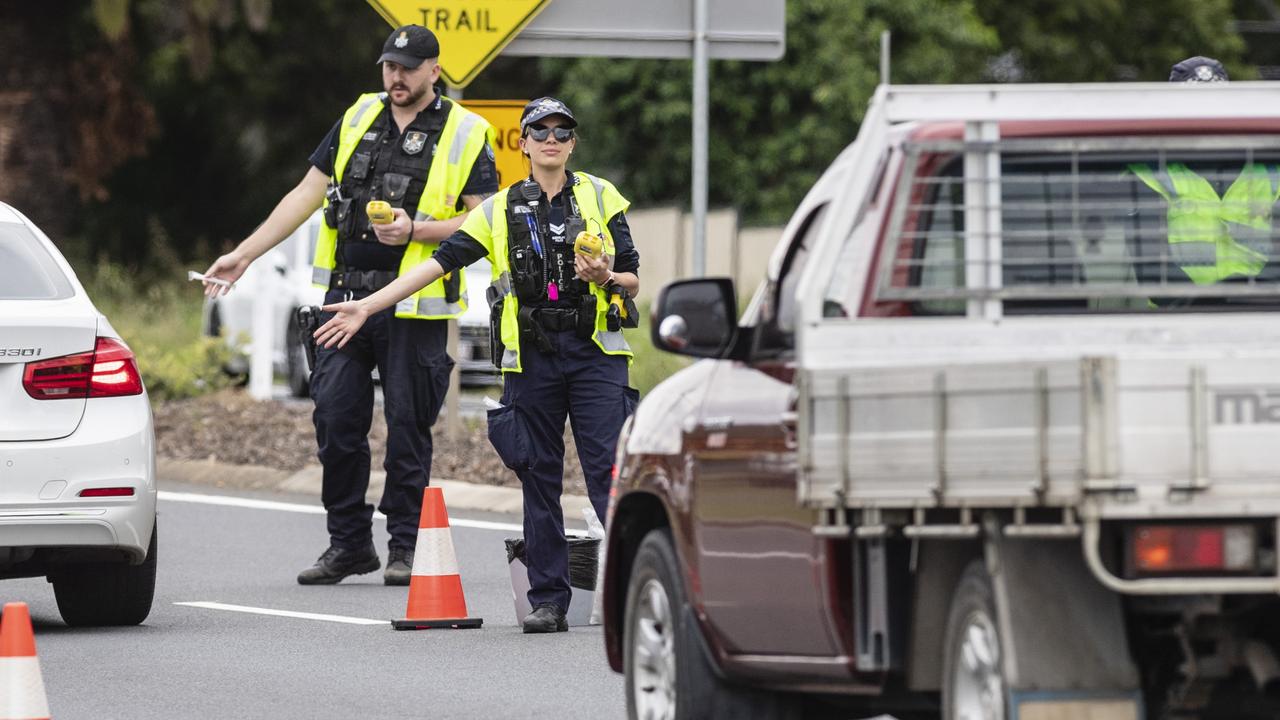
[{"xmin": 626, "ymin": 207, "xmax": 782, "ymax": 303}]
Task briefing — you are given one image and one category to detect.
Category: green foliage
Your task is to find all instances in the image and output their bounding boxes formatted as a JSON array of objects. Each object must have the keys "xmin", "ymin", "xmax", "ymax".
[
  {"xmin": 625, "ymin": 315, "xmax": 690, "ymax": 397},
  {"xmin": 533, "ymin": 0, "xmax": 1252, "ymax": 225},
  {"xmin": 540, "ymin": 0, "xmax": 999, "ymax": 225},
  {"xmin": 75, "ymin": 0, "xmax": 390, "ymax": 266},
  {"xmin": 76, "ymin": 260, "xmax": 235, "ymax": 401},
  {"xmin": 91, "ymin": 0, "xmax": 130, "ymax": 41},
  {"xmin": 973, "ymin": 0, "xmax": 1248, "ymax": 81}
]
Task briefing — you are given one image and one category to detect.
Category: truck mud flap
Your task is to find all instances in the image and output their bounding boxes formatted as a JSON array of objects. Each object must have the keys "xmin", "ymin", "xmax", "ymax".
[{"xmin": 1008, "ymin": 690, "xmax": 1143, "ymax": 720}]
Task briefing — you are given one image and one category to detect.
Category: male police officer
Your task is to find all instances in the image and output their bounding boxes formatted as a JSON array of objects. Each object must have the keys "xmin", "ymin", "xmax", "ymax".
[{"xmin": 201, "ymin": 25, "xmax": 497, "ymax": 586}]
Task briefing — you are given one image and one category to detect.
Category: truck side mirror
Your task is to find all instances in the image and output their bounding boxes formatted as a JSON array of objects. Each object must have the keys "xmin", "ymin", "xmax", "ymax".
[{"xmin": 651, "ymin": 278, "xmax": 737, "ymax": 358}]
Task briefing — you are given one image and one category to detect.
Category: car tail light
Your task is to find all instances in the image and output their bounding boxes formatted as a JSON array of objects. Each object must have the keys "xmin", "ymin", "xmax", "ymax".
[
  {"xmin": 22, "ymin": 349, "xmax": 93, "ymax": 399},
  {"xmin": 87, "ymin": 337, "xmax": 144, "ymax": 397},
  {"xmin": 1131, "ymin": 525, "xmax": 1256, "ymax": 574},
  {"xmin": 23, "ymin": 337, "xmax": 143, "ymax": 400},
  {"xmin": 78, "ymin": 487, "xmax": 135, "ymax": 497}
]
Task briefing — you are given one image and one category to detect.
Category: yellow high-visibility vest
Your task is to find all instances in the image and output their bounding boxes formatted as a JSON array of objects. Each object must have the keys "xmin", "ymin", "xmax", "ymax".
[
  {"xmin": 1131, "ymin": 163, "xmax": 1280, "ymax": 285},
  {"xmin": 312, "ymin": 92, "xmax": 495, "ymax": 319}
]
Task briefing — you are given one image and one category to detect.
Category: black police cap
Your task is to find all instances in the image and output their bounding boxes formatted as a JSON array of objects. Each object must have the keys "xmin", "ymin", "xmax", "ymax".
[
  {"xmin": 520, "ymin": 97, "xmax": 578, "ymax": 129},
  {"xmin": 1169, "ymin": 56, "xmax": 1229, "ymax": 83},
  {"xmin": 376, "ymin": 25, "xmax": 440, "ymax": 69}
]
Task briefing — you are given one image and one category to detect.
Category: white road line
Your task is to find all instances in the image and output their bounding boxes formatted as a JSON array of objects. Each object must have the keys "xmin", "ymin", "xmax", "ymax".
[
  {"xmin": 174, "ymin": 601, "xmax": 388, "ymax": 625},
  {"xmin": 159, "ymin": 490, "xmax": 327, "ymax": 515},
  {"xmin": 157, "ymin": 490, "xmax": 572, "ymax": 535}
]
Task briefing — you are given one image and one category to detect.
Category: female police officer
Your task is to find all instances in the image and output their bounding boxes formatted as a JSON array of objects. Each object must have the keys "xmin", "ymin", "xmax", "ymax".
[{"xmin": 315, "ymin": 97, "xmax": 640, "ymax": 633}]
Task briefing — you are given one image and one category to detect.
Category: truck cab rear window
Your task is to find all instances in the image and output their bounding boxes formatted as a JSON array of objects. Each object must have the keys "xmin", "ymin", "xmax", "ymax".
[
  {"xmin": 876, "ymin": 141, "xmax": 1280, "ymax": 315},
  {"xmin": 0, "ymin": 223, "xmax": 74, "ymax": 300}
]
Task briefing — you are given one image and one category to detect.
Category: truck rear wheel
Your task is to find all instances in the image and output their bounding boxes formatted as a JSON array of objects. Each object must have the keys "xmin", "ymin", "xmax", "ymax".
[
  {"xmin": 942, "ymin": 560, "xmax": 1007, "ymax": 720},
  {"xmin": 624, "ymin": 528, "xmax": 798, "ymax": 720}
]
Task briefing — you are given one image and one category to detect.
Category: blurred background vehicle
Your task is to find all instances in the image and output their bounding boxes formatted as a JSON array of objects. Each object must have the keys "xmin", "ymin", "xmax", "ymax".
[
  {"xmin": 201, "ymin": 210, "xmax": 499, "ymax": 398},
  {"xmin": 0, "ymin": 201, "xmax": 158, "ymax": 627}
]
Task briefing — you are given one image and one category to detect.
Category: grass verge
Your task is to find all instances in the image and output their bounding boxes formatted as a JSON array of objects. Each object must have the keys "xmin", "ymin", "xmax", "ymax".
[{"xmin": 76, "ymin": 260, "xmax": 235, "ymax": 401}]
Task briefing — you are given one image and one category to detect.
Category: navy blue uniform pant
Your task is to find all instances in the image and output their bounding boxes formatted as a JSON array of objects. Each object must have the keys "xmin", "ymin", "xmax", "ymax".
[
  {"xmin": 492, "ymin": 330, "xmax": 632, "ymax": 613},
  {"xmin": 311, "ymin": 288, "xmax": 453, "ymax": 552}
]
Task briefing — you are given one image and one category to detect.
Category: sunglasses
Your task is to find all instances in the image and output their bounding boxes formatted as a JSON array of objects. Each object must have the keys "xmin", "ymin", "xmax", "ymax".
[{"xmin": 525, "ymin": 124, "xmax": 575, "ymax": 142}]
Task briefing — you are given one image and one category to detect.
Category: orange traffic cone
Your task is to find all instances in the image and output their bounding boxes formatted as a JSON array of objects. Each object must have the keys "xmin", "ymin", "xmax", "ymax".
[
  {"xmin": 1, "ymin": 602, "xmax": 50, "ymax": 720},
  {"xmin": 392, "ymin": 487, "xmax": 483, "ymax": 630}
]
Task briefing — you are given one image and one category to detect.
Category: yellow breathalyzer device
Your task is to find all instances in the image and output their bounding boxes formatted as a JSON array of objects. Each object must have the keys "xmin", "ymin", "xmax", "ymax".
[
  {"xmin": 573, "ymin": 231, "xmax": 603, "ymax": 259},
  {"xmin": 366, "ymin": 200, "xmax": 394, "ymax": 225}
]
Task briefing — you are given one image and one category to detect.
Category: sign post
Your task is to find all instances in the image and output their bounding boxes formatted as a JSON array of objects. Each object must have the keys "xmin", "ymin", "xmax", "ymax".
[{"xmin": 692, "ymin": 0, "xmax": 709, "ymax": 277}]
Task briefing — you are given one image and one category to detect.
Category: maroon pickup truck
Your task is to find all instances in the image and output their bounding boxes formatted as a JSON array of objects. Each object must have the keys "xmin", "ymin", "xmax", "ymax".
[{"xmin": 600, "ymin": 82, "xmax": 1280, "ymax": 720}]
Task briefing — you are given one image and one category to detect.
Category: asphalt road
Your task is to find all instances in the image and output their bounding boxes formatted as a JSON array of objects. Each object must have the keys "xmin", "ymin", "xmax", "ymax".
[{"xmin": 3, "ymin": 483, "xmax": 622, "ymax": 719}]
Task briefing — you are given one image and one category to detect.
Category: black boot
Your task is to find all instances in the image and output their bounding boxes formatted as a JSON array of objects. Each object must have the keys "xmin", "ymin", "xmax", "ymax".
[
  {"xmin": 522, "ymin": 603, "xmax": 568, "ymax": 633},
  {"xmin": 384, "ymin": 547, "xmax": 415, "ymax": 586},
  {"xmin": 297, "ymin": 544, "xmax": 380, "ymax": 585}
]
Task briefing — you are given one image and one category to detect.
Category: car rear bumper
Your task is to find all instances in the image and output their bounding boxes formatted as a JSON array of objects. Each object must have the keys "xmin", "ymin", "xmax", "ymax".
[{"xmin": 0, "ymin": 395, "xmax": 156, "ymax": 560}]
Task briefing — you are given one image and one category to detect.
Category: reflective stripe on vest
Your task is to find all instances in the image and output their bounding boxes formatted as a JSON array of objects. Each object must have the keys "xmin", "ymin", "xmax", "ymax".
[
  {"xmin": 490, "ymin": 271, "xmax": 512, "ymax": 297},
  {"xmin": 412, "ymin": 297, "xmax": 465, "ymax": 317},
  {"xmin": 347, "ymin": 95, "xmax": 381, "ymax": 129},
  {"xmin": 449, "ymin": 113, "xmax": 483, "ymax": 165},
  {"xmin": 594, "ymin": 329, "xmax": 630, "ymax": 352},
  {"xmin": 582, "ymin": 172, "xmax": 608, "ymax": 222}
]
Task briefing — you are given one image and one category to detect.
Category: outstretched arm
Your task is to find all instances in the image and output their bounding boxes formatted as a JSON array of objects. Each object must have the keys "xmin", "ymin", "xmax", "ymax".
[
  {"xmin": 202, "ymin": 167, "xmax": 328, "ymax": 297},
  {"xmin": 314, "ymin": 258, "xmax": 446, "ymax": 348}
]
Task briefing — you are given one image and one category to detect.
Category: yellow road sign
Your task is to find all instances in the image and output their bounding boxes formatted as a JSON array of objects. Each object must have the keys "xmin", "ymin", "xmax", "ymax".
[
  {"xmin": 463, "ymin": 100, "xmax": 529, "ymax": 189},
  {"xmin": 367, "ymin": 1, "xmax": 552, "ymax": 88}
]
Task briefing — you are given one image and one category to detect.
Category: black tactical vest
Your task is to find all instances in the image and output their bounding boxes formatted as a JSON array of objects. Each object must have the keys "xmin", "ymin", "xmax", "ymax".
[
  {"xmin": 333, "ymin": 98, "xmax": 448, "ymax": 269},
  {"xmin": 505, "ymin": 178, "xmax": 588, "ymax": 307}
]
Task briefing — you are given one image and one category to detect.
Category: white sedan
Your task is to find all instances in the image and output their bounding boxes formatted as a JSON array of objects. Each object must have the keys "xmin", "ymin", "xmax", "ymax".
[{"xmin": 0, "ymin": 202, "xmax": 157, "ymax": 626}]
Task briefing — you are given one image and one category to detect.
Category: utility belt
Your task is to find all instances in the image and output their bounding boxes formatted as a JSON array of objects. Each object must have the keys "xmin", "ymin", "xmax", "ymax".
[
  {"xmin": 328, "ymin": 267, "xmax": 461, "ymax": 305},
  {"xmin": 529, "ymin": 305, "xmax": 583, "ymax": 332},
  {"xmin": 329, "ymin": 269, "xmax": 398, "ymax": 292},
  {"xmin": 485, "ymin": 297, "xmax": 598, "ymax": 362}
]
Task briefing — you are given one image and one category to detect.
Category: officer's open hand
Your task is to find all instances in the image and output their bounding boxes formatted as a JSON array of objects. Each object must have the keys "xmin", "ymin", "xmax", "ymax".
[
  {"xmin": 202, "ymin": 252, "xmax": 249, "ymax": 298},
  {"xmin": 315, "ymin": 301, "xmax": 370, "ymax": 349},
  {"xmin": 575, "ymin": 252, "xmax": 612, "ymax": 286},
  {"xmin": 373, "ymin": 208, "xmax": 413, "ymax": 246}
]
